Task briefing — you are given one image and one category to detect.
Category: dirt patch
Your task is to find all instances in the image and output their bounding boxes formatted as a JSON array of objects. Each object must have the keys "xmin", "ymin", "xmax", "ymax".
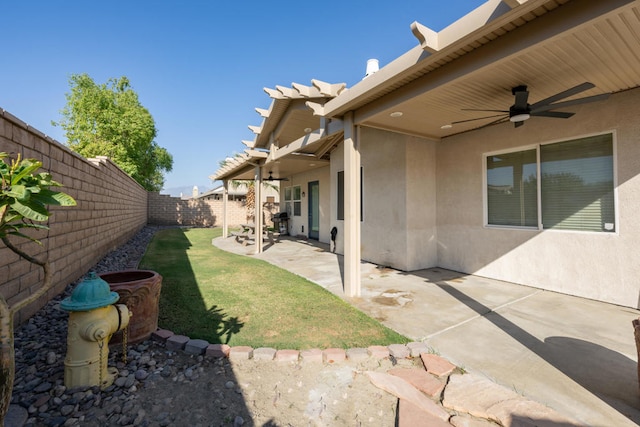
[
  {"xmin": 373, "ymin": 296, "xmax": 399, "ymax": 306},
  {"xmin": 132, "ymin": 342, "xmax": 402, "ymax": 426},
  {"xmin": 372, "ymin": 290, "xmax": 413, "ymax": 308}
]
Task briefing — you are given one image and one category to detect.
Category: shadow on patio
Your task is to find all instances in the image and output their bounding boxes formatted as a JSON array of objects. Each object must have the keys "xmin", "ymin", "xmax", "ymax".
[{"xmin": 214, "ymin": 234, "xmax": 640, "ymax": 426}]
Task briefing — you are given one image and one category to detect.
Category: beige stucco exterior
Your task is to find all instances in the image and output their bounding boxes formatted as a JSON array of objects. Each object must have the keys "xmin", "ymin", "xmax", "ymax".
[
  {"xmin": 328, "ymin": 128, "xmax": 438, "ymax": 271},
  {"xmin": 280, "ymin": 167, "xmax": 331, "ymax": 242},
  {"xmin": 212, "ymin": 0, "xmax": 640, "ymax": 307},
  {"xmin": 285, "ymin": 88, "xmax": 639, "ymax": 307},
  {"xmin": 435, "ymin": 88, "xmax": 640, "ymax": 308}
]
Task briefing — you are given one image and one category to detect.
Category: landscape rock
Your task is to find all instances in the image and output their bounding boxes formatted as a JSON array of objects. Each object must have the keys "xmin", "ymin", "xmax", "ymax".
[{"xmin": 366, "ymin": 371, "xmax": 450, "ymax": 421}]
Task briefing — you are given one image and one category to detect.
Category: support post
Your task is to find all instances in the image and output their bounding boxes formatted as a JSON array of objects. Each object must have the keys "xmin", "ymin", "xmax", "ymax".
[
  {"xmin": 254, "ymin": 165, "xmax": 263, "ymax": 254},
  {"xmin": 343, "ymin": 112, "xmax": 361, "ymax": 297},
  {"xmin": 222, "ymin": 180, "xmax": 228, "ymax": 238}
]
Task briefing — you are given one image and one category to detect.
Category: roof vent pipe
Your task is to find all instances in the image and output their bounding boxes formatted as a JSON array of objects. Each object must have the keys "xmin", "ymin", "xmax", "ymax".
[{"xmin": 364, "ymin": 59, "xmax": 379, "ymax": 79}]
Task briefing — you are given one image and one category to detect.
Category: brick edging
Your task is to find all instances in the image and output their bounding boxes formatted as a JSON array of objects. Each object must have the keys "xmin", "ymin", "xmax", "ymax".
[{"xmin": 150, "ymin": 328, "xmax": 429, "ymax": 364}]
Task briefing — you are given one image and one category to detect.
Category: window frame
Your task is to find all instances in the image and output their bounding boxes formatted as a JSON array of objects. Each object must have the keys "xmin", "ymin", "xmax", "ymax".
[
  {"xmin": 337, "ymin": 168, "xmax": 364, "ymax": 222},
  {"xmin": 484, "ymin": 145, "xmax": 539, "ymax": 229},
  {"xmin": 483, "ymin": 131, "xmax": 618, "ymax": 234},
  {"xmin": 284, "ymin": 184, "xmax": 302, "ymax": 217}
]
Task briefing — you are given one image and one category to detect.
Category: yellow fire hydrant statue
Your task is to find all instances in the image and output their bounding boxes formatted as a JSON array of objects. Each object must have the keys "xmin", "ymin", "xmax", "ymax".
[{"xmin": 61, "ymin": 272, "xmax": 131, "ymax": 389}]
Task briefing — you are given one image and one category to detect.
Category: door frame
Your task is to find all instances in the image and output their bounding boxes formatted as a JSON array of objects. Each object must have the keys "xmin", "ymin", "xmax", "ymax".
[{"xmin": 308, "ymin": 180, "xmax": 319, "ymax": 240}]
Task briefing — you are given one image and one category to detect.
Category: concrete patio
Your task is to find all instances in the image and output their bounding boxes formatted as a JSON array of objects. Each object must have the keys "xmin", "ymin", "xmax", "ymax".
[{"xmin": 213, "ymin": 235, "xmax": 640, "ymax": 426}]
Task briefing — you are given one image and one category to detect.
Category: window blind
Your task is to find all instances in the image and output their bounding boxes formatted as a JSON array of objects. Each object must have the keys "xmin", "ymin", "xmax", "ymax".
[{"xmin": 540, "ymin": 134, "xmax": 614, "ymax": 232}]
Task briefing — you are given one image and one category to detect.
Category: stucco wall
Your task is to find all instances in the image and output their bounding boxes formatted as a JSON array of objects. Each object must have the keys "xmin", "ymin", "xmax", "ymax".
[
  {"xmin": 330, "ymin": 127, "xmax": 437, "ymax": 270},
  {"xmin": 279, "ymin": 167, "xmax": 330, "ymax": 241},
  {"xmin": 0, "ymin": 109, "xmax": 148, "ymax": 324},
  {"xmin": 360, "ymin": 129, "xmax": 409, "ymax": 268},
  {"xmin": 436, "ymin": 88, "xmax": 640, "ymax": 308},
  {"xmin": 406, "ymin": 136, "xmax": 438, "ymax": 270}
]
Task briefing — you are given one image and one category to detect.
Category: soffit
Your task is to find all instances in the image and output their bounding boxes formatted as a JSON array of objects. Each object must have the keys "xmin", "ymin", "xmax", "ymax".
[
  {"xmin": 213, "ymin": 0, "xmax": 640, "ymax": 182},
  {"xmin": 329, "ymin": 0, "xmax": 640, "ymax": 139},
  {"xmin": 214, "ymin": 155, "xmax": 330, "ymax": 182}
]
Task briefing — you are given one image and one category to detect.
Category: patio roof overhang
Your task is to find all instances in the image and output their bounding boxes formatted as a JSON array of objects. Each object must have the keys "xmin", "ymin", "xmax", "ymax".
[
  {"xmin": 318, "ymin": 0, "xmax": 640, "ymax": 138},
  {"xmin": 211, "ymin": 151, "xmax": 331, "ymax": 182},
  {"xmin": 212, "ymin": 0, "xmax": 640, "ymax": 181},
  {"xmin": 211, "ymin": 80, "xmax": 344, "ymax": 182}
]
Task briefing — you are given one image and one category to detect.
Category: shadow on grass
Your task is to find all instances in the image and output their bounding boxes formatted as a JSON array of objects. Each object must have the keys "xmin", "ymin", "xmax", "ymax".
[
  {"xmin": 207, "ymin": 305, "xmax": 243, "ymax": 344},
  {"xmin": 140, "ymin": 227, "xmax": 244, "ymax": 344}
]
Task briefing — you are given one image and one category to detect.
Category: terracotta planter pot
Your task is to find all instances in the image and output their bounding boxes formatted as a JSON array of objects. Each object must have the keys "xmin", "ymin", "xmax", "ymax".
[{"xmin": 99, "ymin": 270, "xmax": 162, "ymax": 345}]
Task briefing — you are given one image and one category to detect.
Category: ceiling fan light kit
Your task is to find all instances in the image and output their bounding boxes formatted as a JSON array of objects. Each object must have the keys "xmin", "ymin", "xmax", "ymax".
[{"xmin": 510, "ymin": 113, "xmax": 530, "ymax": 122}]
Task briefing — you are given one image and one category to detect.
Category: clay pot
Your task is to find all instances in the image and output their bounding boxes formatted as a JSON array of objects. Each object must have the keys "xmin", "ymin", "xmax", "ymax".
[{"xmin": 99, "ymin": 270, "xmax": 162, "ymax": 345}]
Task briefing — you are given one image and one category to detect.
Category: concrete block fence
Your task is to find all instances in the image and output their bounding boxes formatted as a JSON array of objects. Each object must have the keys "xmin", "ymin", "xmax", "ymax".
[
  {"xmin": 147, "ymin": 192, "xmax": 280, "ymax": 228},
  {"xmin": 0, "ymin": 109, "xmax": 148, "ymax": 324},
  {"xmin": 1, "ymin": 108, "xmax": 268, "ymax": 325}
]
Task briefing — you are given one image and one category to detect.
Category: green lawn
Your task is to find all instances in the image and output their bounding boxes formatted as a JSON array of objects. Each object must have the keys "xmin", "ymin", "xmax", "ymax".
[{"xmin": 139, "ymin": 227, "xmax": 408, "ymax": 349}]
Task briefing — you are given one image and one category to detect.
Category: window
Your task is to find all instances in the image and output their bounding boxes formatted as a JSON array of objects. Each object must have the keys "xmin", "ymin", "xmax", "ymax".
[
  {"xmin": 293, "ymin": 186, "xmax": 301, "ymax": 216},
  {"xmin": 337, "ymin": 171, "xmax": 344, "ymax": 220},
  {"xmin": 284, "ymin": 185, "xmax": 301, "ymax": 217},
  {"xmin": 540, "ymin": 134, "xmax": 614, "ymax": 231},
  {"xmin": 284, "ymin": 186, "xmax": 292, "ymax": 217},
  {"xmin": 486, "ymin": 133, "xmax": 615, "ymax": 232},
  {"xmin": 337, "ymin": 168, "xmax": 363, "ymax": 221},
  {"xmin": 487, "ymin": 149, "xmax": 538, "ymax": 227}
]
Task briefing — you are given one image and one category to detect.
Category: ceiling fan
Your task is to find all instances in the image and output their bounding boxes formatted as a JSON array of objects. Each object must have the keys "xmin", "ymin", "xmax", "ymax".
[
  {"xmin": 266, "ymin": 171, "xmax": 289, "ymax": 181},
  {"xmin": 452, "ymin": 82, "xmax": 609, "ymax": 128}
]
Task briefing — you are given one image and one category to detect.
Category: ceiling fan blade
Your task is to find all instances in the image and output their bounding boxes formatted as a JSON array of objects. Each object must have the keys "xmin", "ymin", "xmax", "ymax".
[
  {"xmin": 532, "ymin": 110, "xmax": 575, "ymax": 119},
  {"xmin": 266, "ymin": 171, "xmax": 289, "ymax": 181},
  {"xmin": 462, "ymin": 108, "xmax": 509, "ymax": 113},
  {"xmin": 529, "ymin": 82, "xmax": 595, "ymax": 110},
  {"xmin": 530, "ymin": 93, "xmax": 609, "ymax": 114},
  {"xmin": 450, "ymin": 113, "xmax": 507, "ymax": 125},
  {"xmin": 472, "ymin": 116, "xmax": 510, "ymax": 130}
]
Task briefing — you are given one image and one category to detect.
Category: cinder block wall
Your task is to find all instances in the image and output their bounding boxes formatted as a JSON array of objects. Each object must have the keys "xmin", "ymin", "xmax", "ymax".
[
  {"xmin": 148, "ymin": 192, "xmax": 279, "ymax": 227},
  {"xmin": 0, "ymin": 110, "xmax": 148, "ymax": 324}
]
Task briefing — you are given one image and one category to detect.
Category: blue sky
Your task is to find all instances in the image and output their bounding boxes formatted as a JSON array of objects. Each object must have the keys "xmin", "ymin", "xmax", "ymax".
[{"xmin": 2, "ymin": 0, "xmax": 484, "ymax": 195}]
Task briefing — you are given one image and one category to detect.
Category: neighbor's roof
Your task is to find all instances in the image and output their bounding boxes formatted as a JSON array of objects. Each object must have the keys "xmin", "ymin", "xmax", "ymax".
[{"xmin": 197, "ymin": 185, "xmax": 247, "ymax": 198}]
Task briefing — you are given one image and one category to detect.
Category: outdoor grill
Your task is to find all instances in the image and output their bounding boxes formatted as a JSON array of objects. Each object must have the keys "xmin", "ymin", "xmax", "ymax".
[{"xmin": 271, "ymin": 212, "xmax": 289, "ymax": 235}]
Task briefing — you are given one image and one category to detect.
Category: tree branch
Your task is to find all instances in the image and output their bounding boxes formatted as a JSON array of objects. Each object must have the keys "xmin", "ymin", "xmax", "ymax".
[
  {"xmin": 1, "ymin": 236, "xmax": 53, "ymax": 313},
  {"xmin": 0, "ymin": 237, "xmax": 45, "ymax": 267}
]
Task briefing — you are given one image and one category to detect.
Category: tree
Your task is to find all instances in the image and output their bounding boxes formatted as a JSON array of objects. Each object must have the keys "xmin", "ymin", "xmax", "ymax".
[
  {"xmin": 0, "ymin": 152, "xmax": 76, "ymax": 424},
  {"xmin": 230, "ymin": 180, "xmax": 257, "ymax": 222},
  {"xmin": 54, "ymin": 74, "xmax": 173, "ymax": 191},
  {"xmin": 218, "ymin": 157, "xmax": 278, "ymax": 222}
]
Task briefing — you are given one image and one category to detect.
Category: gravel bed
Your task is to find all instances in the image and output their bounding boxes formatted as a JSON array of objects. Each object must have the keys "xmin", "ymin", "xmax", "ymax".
[
  {"xmin": 9, "ymin": 226, "xmax": 400, "ymax": 427},
  {"xmin": 9, "ymin": 226, "xmax": 244, "ymax": 427}
]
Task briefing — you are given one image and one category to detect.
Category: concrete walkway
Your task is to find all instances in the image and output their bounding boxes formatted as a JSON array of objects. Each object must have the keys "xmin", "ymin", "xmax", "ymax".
[{"xmin": 213, "ymin": 235, "xmax": 640, "ymax": 426}]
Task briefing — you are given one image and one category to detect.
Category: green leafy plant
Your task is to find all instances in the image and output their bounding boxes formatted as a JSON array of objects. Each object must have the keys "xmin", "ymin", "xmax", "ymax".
[
  {"xmin": 0, "ymin": 152, "xmax": 76, "ymax": 424},
  {"xmin": 219, "ymin": 155, "xmax": 279, "ymax": 222},
  {"xmin": 53, "ymin": 74, "xmax": 173, "ymax": 191}
]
